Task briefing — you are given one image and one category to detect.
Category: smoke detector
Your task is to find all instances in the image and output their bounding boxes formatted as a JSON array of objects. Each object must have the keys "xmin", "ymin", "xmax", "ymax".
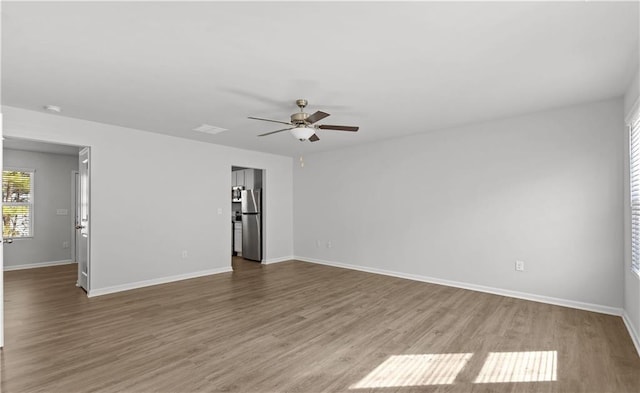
[{"xmin": 43, "ymin": 105, "xmax": 62, "ymax": 113}]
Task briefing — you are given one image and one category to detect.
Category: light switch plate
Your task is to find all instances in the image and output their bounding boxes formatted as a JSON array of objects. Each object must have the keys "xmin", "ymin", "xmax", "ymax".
[{"xmin": 56, "ymin": 209, "xmax": 68, "ymax": 216}]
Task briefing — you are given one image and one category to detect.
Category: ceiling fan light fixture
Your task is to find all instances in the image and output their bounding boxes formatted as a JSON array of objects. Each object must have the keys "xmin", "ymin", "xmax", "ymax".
[{"xmin": 290, "ymin": 126, "xmax": 315, "ymax": 141}]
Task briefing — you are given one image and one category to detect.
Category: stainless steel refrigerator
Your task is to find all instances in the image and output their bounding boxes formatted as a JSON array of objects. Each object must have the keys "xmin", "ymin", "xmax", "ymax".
[{"xmin": 240, "ymin": 189, "xmax": 262, "ymax": 261}]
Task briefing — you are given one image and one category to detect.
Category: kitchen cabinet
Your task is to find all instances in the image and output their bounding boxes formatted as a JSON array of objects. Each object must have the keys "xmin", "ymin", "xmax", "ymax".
[
  {"xmin": 232, "ymin": 170, "xmax": 245, "ymax": 188},
  {"xmin": 234, "ymin": 222, "xmax": 242, "ymax": 254},
  {"xmin": 244, "ymin": 169, "xmax": 254, "ymax": 190},
  {"xmin": 232, "ymin": 169, "xmax": 261, "ymax": 189}
]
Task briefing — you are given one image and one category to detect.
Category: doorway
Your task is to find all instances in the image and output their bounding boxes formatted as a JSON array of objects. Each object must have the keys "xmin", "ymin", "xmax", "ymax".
[
  {"xmin": 2, "ymin": 138, "xmax": 90, "ymax": 290},
  {"xmin": 231, "ymin": 166, "xmax": 264, "ymax": 265}
]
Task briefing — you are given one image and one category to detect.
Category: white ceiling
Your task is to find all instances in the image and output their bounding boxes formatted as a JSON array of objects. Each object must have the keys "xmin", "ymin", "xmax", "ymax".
[
  {"xmin": 2, "ymin": 1, "xmax": 638, "ymax": 157},
  {"xmin": 3, "ymin": 137, "xmax": 80, "ymax": 156}
]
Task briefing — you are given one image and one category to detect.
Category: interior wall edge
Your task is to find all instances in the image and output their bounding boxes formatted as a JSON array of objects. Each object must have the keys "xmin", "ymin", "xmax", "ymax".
[
  {"xmin": 623, "ymin": 311, "xmax": 640, "ymax": 358},
  {"xmin": 262, "ymin": 256, "xmax": 294, "ymax": 265}
]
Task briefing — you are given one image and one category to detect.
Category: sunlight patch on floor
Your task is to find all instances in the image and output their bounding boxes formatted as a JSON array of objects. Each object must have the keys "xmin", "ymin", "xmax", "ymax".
[
  {"xmin": 474, "ymin": 351, "xmax": 557, "ymax": 383},
  {"xmin": 349, "ymin": 353, "xmax": 473, "ymax": 389}
]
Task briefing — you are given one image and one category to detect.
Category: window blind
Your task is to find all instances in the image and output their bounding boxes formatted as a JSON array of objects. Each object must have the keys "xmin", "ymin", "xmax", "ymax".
[
  {"xmin": 2, "ymin": 170, "xmax": 34, "ymax": 238},
  {"xmin": 630, "ymin": 114, "xmax": 640, "ymax": 274}
]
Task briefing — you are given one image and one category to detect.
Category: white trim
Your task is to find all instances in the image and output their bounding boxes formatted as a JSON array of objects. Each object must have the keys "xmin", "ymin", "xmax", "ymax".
[
  {"xmin": 1, "ymin": 114, "xmax": 4, "ymax": 348},
  {"xmin": 78, "ymin": 146, "xmax": 91, "ymax": 292},
  {"xmin": 295, "ymin": 256, "xmax": 623, "ymax": 317},
  {"xmin": 3, "ymin": 259, "xmax": 75, "ymax": 271},
  {"xmin": 4, "ymin": 166, "xmax": 36, "ymax": 173},
  {"xmin": 622, "ymin": 311, "xmax": 640, "ymax": 358},
  {"xmin": 71, "ymin": 170, "xmax": 78, "ymax": 264},
  {"xmin": 87, "ymin": 266, "xmax": 232, "ymax": 297},
  {"xmin": 262, "ymin": 256, "xmax": 293, "ymax": 265}
]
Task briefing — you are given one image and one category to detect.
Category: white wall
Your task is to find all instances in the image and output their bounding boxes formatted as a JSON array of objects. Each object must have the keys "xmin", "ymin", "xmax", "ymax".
[
  {"xmin": 3, "ymin": 149, "xmax": 78, "ymax": 268},
  {"xmin": 294, "ymin": 99, "xmax": 625, "ymax": 311},
  {"xmin": 623, "ymin": 70, "xmax": 640, "ymax": 353},
  {"xmin": 2, "ymin": 106, "xmax": 293, "ymax": 293},
  {"xmin": 624, "ymin": 71, "xmax": 639, "ymax": 116}
]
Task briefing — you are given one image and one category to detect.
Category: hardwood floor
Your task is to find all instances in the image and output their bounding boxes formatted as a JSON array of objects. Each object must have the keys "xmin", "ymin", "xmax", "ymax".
[{"xmin": 1, "ymin": 261, "xmax": 639, "ymax": 393}]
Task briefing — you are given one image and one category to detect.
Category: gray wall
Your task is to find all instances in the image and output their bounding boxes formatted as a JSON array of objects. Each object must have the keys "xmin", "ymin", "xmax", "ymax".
[
  {"xmin": 294, "ymin": 98, "xmax": 624, "ymax": 310},
  {"xmin": 3, "ymin": 106, "xmax": 294, "ymax": 293},
  {"xmin": 3, "ymin": 149, "xmax": 78, "ymax": 268}
]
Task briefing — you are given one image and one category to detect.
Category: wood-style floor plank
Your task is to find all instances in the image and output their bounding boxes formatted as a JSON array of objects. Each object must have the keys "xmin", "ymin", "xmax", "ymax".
[{"xmin": 1, "ymin": 260, "xmax": 639, "ymax": 392}]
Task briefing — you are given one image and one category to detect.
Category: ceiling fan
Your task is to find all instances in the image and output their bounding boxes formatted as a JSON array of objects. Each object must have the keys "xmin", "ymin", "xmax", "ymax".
[{"xmin": 248, "ymin": 99, "xmax": 359, "ymax": 142}]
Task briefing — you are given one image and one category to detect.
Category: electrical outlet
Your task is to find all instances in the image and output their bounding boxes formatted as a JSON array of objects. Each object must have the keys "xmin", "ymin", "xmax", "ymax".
[
  {"xmin": 62, "ymin": 241, "xmax": 69, "ymax": 249},
  {"xmin": 182, "ymin": 250, "xmax": 188, "ymax": 258},
  {"xmin": 326, "ymin": 241, "xmax": 332, "ymax": 248},
  {"xmin": 515, "ymin": 260, "xmax": 525, "ymax": 272}
]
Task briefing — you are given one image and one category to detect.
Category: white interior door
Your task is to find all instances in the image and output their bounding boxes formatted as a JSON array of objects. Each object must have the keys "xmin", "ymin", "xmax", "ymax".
[
  {"xmin": 76, "ymin": 148, "xmax": 90, "ymax": 292},
  {"xmin": 71, "ymin": 171, "xmax": 78, "ymax": 264}
]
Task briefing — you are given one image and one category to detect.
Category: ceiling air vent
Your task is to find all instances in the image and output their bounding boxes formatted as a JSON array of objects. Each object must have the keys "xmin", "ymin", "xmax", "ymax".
[{"xmin": 192, "ymin": 124, "xmax": 228, "ymax": 135}]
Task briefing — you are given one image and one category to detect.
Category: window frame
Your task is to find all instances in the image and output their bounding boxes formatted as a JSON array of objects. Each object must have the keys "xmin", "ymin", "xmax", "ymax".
[
  {"xmin": 629, "ymin": 105, "xmax": 640, "ymax": 276},
  {"xmin": 2, "ymin": 168, "xmax": 35, "ymax": 239}
]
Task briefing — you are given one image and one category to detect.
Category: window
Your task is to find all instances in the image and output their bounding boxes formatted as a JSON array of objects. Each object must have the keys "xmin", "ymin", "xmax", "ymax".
[
  {"xmin": 2, "ymin": 170, "xmax": 34, "ymax": 238},
  {"xmin": 630, "ymin": 113, "xmax": 640, "ymax": 274}
]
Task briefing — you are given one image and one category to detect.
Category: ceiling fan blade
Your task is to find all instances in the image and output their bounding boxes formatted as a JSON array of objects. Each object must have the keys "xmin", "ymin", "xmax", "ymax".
[
  {"xmin": 306, "ymin": 111, "xmax": 330, "ymax": 124},
  {"xmin": 309, "ymin": 134, "xmax": 320, "ymax": 142},
  {"xmin": 248, "ymin": 116, "xmax": 293, "ymax": 126},
  {"xmin": 317, "ymin": 125, "xmax": 359, "ymax": 132},
  {"xmin": 258, "ymin": 127, "xmax": 294, "ymax": 137}
]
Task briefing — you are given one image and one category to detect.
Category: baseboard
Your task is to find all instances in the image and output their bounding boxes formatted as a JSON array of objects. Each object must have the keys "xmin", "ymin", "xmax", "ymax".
[
  {"xmin": 295, "ymin": 256, "xmax": 623, "ymax": 317},
  {"xmin": 622, "ymin": 311, "xmax": 640, "ymax": 358},
  {"xmin": 263, "ymin": 256, "xmax": 294, "ymax": 265},
  {"xmin": 88, "ymin": 266, "xmax": 232, "ymax": 297},
  {"xmin": 4, "ymin": 259, "xmax": 75, "ymax": 271}
]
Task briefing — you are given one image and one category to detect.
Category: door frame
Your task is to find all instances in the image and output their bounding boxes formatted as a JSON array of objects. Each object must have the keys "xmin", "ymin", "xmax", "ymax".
[
  {"xmin": 0, "ymin": 137, "xmax": 91, "ymax": 294},
  {"xmin": 1, "ymin": 113, "xmax": 4, "ymax": 348},
  {"xmin": 71, "ymin": 170, "xmax": 79, "ymax": 264},
  {"xmin": 230, "ymin": 166, "xmax": 266, "ymax": 265},
  {"xmin": 76, "ymin": 147, "xmax": 90, "ymax": 292}
]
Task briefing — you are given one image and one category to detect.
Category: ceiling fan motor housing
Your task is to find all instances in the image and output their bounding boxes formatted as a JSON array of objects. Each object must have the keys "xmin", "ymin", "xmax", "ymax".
[{"xmin": 290, "ymin": 112, "xmax": 310, "ymax": 125}]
